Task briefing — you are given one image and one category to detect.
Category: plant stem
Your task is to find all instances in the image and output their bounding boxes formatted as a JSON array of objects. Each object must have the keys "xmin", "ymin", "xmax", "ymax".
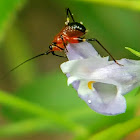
[
  {"xmin": 0, "ymin": 119, "xmax": 50, "ymax": 137},
  {"xmin": 0, "ymin": 91, "xmax": 88, "ymax": 137},
  {"xmin": 79, "ymin": 0, "xmax": 140, "ymax": 12},
  {"xmin": 89, "ymin": 116, "xmax": 140, "ymax": 140},
  {"xmin": 125, "ymin": 47, "xmax": 140, "ymax": 57}
]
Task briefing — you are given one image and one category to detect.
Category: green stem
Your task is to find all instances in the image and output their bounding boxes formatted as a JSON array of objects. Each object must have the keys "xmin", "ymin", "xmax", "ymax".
[
  {"xmin": 0, "ymin": 119, "xmax": 50, "ymax": 137},
  {"xmin": 125, "ymin": 47, "xmax": 140, "ymax": 57},
  {"xmin": 0, "ymin": 91, "xmax": 88, "ymax": 136},
  {"xmin": 89, "ymin": 116, "xmax": 140, "ymax": 140},
  {"xmin": 79, "ymin": 0, "xmax": 140, "ymax": 12}
]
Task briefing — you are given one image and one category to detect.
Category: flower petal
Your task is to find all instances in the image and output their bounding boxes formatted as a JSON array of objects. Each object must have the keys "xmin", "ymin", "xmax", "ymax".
[
  {"xmin": 66, "ymin": 42, "xmax": 100, "ymax": 60},
  {"xmin": 67, "ymin": 76, "xmax": 79, "ymax": 86},
  {"xmin": 66, "ymin": 74, "xmax": 80, "ymax": 90},
  {"xmin": 78, "ymin": 81, "xmax": 126, "ymax": 115},
  {"xmin": 61, "ymin": 56, "xmax": 110, "ymax": 75},
  {"xmin": 61, "ymin": 42, "xmax": 140, "ymax": 115},
  {"xmin": 62, "ymin": 57, "xmax": 140, "ymax": 95}
]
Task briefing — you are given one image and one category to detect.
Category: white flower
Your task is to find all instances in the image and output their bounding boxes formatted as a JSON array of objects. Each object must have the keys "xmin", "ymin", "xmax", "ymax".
[{"xmin": 60, "ymin": 42, "xmax": 140, "ymax": 115}]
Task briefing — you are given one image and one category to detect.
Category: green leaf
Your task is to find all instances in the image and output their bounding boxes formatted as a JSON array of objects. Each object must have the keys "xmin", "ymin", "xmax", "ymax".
[
  {"xmin": 125, "ymin": 47, "xmax": 140, "ymax": 57},
  {"xmin": 0, "ymin": 0, "xmax": 26, "ymax": 42},
  {"xmin": 89, "ymin": 116, "xmax": 140, "ymax": 140},
  {"xmin": 77, "ymin": 0, "xmax": 140, "ymax": 12},
  {"xmin": 0, "ymin": 119, "xmax": 52, "ymax": 137},
  {"xmin": 0, "ymin": 89, "xmax": 88, "ymax": 135}
]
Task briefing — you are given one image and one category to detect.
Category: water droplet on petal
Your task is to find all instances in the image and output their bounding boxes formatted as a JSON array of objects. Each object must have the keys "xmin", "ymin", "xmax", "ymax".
[{"xmin": 88, "ymin": 100, "xmax": 91, "ymax": 104}]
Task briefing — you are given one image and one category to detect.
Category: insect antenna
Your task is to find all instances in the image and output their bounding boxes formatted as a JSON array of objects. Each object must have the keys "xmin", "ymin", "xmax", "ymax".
[{"xmin": 1, "ymin": 50, "xmax": 51, "ymax": 80}]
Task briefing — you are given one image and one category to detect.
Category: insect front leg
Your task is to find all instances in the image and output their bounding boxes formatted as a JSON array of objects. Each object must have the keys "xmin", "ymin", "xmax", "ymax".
[
  {"xmin": 52, "ymin": 51, "xmax": 66, "ymax": 58},
  {"xmin": 60, "ymin": 35, "xmax": 68, "ymax": 52},
  {"xmin": 51, "ymin": 44, "xmax": 66, "ymax": 58}
]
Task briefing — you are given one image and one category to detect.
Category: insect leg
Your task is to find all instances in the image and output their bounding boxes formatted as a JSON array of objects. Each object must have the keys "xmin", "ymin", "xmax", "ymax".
[
  {"xmin": 77, "ymin": 37, "xmax": 123, "ymax": 66},
  {"xmin": 55, "ymin": 45, "xmax": 64, "ymax": 51},
  {"xmin": 52, "ymin": 51, "xmax": 66, "ymax": 58},
  {"xmin": 51, "ymin": 44, "xmax": 66, "ymax": 57},
  {"xmin": 65, "ymin": 8, "xmax": 75, "ymax": 25},
  {"xmin": 60, "ymin": 35, "xmax": 68, "ymax": 52}
]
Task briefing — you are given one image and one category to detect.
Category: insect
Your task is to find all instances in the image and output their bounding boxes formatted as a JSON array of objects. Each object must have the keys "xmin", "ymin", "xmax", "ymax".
[{"xmin": 2, "ymin": 8, "xmax": 121, "ymax": 79}]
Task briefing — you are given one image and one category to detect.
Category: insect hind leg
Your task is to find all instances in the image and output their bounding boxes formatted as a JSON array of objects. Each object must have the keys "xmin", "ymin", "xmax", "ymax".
[
  {"xmin": 86, "ymin": 38, "xmax": 123, "ymax": 66},
  {"xmin": 75, "ymin": 37, "xmax": 123, "ymax": 66},
  {"xmin": 65, "ymin": 8, "xmax": 75, "ymax": 25}
]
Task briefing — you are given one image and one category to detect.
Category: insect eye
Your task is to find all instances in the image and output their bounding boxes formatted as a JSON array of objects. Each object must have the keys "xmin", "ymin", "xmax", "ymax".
[{"xmin": 49, "ymin": 45, "xmax": 52, "ymax": 50}]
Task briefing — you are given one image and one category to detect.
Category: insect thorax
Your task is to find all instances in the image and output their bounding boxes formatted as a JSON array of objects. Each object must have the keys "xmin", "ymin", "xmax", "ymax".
[{"xmin": 63, "ymin": 22, "xmax": 86, "ymax": 37}]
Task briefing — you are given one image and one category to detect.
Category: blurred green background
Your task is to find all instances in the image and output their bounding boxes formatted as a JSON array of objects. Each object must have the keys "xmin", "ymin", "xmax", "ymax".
[{"xmin": 0, "ymin": 0, "xmax": 140, "ymax": 140}]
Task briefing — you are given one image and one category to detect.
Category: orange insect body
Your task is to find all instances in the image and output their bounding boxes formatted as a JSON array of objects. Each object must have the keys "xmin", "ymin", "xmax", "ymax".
[
  {"xmin": 49, "ymin": 12, "xmax": 120, "ymax": 65},
  {"xmin": 51, "ymin": 22, "xmax": 86, "ymax": 52},
  {"xmin": 2, "ymin": 8, "xmax": 120, "ymax": 79}
]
